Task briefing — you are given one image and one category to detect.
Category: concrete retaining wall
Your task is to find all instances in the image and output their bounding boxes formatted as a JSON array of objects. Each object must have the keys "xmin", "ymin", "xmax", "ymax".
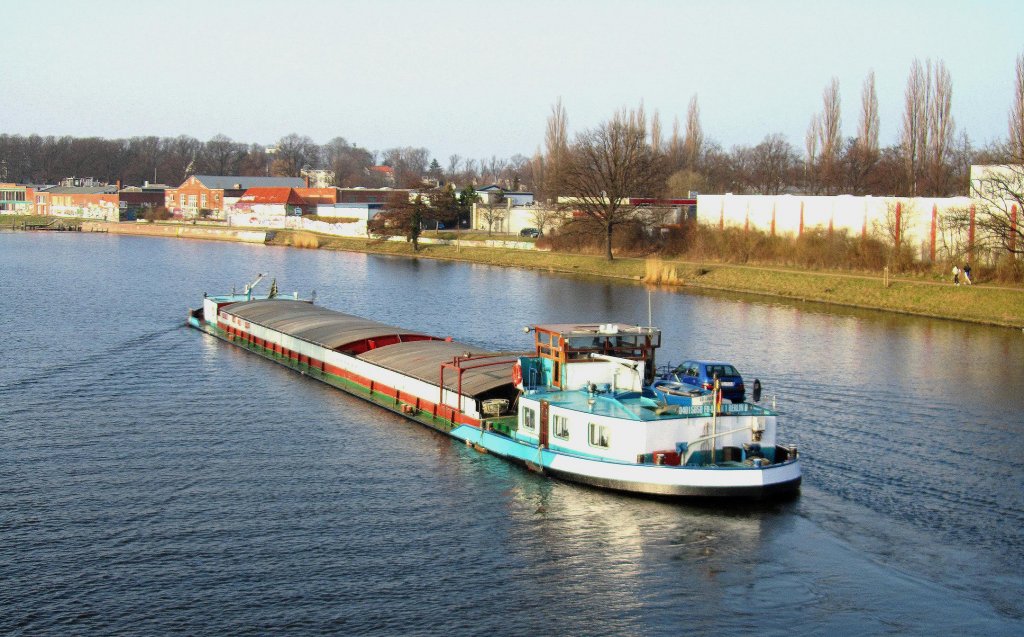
[
  {"xmin": 82, "ymin": 222, "xmax": 267, "ymax": 244},
  {"xmin": 697, "ymin": 194, "xmax": 975, "ymax": 261}
]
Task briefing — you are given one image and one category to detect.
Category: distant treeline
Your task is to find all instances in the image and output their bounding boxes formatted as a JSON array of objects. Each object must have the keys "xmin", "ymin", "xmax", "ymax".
[{"xmin": 0, "ymin": 132, "xmax": 532, "ymax": 190}]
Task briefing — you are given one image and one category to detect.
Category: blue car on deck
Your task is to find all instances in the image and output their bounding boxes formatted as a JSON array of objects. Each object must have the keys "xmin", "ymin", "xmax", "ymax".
[{"xmin": 668, "ymin": 360, "xmax": 746, "ymax": 403}]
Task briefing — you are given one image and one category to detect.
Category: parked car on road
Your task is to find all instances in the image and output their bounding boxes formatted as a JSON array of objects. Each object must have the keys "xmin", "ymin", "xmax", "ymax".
[
  {"xmin": 519, "ymin": 227, "xmax": 540, "ymax": 238},
  {"xmin": 667, "ymin": 360, "xmax": 746, "ymax": 403}
]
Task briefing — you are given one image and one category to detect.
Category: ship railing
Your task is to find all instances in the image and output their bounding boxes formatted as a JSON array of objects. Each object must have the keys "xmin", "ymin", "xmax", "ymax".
[
  {"xmin": 658, "ymin": 402, "xmax": 776, "ymax": 417},
  {"xmin": 679, "ymin": 425, "xmax": 755, "ymax": 466},
  {"xmin": 439, "ymin": 352, "xmax": 530, "ymax": 422}
]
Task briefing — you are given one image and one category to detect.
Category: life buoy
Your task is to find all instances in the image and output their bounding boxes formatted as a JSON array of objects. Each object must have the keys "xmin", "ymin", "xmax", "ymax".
[{"xmin": 512, "ymin": 361, "xmax": 523, "ymax": 386}]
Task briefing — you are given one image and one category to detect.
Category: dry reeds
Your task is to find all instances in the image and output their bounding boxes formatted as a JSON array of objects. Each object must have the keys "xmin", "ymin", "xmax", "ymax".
[
  {"xmin": 644, "ymin": 257, "xmax": 683, "ymax": 284},
  {"xmin": 289, "ymin": 231, "xmax": 321, "ymax": 249}
]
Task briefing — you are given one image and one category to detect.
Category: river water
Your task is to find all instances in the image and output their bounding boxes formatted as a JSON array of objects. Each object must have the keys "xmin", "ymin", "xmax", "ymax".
[{"xmin": 1, "ymin": 232, "xmax": 1022, "ymax": 635}]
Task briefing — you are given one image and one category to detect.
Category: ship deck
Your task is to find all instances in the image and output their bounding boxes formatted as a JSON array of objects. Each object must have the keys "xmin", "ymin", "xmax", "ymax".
[{"xmin": 526, "ymin": 387, "xmax": 777, "ymax": 421}]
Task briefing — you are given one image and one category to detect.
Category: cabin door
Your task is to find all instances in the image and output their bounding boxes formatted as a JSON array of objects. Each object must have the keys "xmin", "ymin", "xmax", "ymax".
[{"xmin": 539, "ymin": 400, "xmax": 550, "ymax": 449}]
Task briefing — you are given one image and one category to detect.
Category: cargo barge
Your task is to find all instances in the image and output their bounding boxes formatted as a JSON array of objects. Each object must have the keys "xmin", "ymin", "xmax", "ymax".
[{"xmin": 189, "ymin": 287, "xmax": 801, "ymax": 498}]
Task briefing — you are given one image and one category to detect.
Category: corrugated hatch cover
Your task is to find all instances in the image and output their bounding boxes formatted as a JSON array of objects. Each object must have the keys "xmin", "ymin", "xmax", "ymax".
[
  {"xmin": 225, "ymin": 299, "xmax": 516, "ymax": 397},
  {"xmin": 358, "ymin": 341, "xmax": 516, "ymax": 397},
  {"xmin": 226, "ymin": 299, "xmax": 427, "ymax": 350}
]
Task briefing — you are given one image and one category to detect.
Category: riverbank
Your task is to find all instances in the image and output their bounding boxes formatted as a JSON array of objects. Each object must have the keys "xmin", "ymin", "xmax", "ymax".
[
  {"xmin": 80, "ymin": 221, "xmax": 267, "ymax": 243},
  {"xmin": 267, "ymin": 229, "xmax": 1024, "ymax": 329},
  {"xmin": 7, "ymin": 218, "xmax": 1021, "ymax": 328}
]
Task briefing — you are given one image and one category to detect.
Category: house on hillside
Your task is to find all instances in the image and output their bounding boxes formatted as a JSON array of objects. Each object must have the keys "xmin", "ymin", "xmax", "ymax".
[
  {"xmin": 366, "ymin": 165, "xmax": 395, "ymax": 186},
  {"xmin": 300, "ymin": 168, "xmax": 335, "ymax": 189},
  {"xmin": 166, "ymin": 175, "xmax": 305, "ymax": 218}
]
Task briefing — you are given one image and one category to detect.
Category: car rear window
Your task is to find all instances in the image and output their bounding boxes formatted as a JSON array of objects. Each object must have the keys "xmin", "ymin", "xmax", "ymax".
[{"xmin": 706, "ymin": 364, "xmax": 739, "ymax": 377}]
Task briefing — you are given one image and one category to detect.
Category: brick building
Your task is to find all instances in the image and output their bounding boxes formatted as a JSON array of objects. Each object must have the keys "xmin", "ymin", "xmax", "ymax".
[
  {"xmin": 166, "ymin": 175, "xmax": 305, "ymax": 218},
  {"xmin": 0, "ymin": 183, "xmax": 35, "ymax": 214},
  {"xmin": 36, "ymin": 185, "xmax": 120, "ymax": 220}
]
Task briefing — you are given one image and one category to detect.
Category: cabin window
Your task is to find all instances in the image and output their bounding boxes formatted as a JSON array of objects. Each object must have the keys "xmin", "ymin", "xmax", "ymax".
[
  {"xmin": 522, "ymin": 407, "xmax": 536, "ymax": 431},
  {"xmin": 589, "ymin": 423, "xmax": 610, "ymax": 448},
  {"xmin": 553, "ymin": 414, "xmax": 569, "ymax": 440}
]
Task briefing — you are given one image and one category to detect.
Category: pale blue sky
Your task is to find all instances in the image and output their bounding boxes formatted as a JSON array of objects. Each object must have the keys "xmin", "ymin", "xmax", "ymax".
[{"xmin": 1, "ymin": 0, "xmax": 1020, "ymax": 161}]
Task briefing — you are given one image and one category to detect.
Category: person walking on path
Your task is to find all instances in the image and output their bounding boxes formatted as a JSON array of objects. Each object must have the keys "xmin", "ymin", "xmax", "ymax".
[
  {"xmin": 952, "ymin": 264, "xmax": 960, "ymax": 285},
  {"xmin": 963, "ymin": 263, "xmax": 972, "ymax": 285}
]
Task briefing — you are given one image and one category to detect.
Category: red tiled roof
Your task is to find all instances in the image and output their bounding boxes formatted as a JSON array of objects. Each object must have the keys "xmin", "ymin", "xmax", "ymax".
[
  {"xmin": 238, "ymin": 187, "xmax": 307, "ymax": 205},
  {"xmin": 369, "ymin": 165, "xmax": 394, "ymax": 174}
]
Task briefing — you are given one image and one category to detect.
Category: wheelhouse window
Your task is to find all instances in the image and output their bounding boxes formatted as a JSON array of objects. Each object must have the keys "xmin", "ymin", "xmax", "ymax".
[
  {"xmin": 522, "ymin": 407, "xmax": 536, "ymax": 431},
  {"xmin": 553, "ymin": 414, "xmax": 569, "ymax": 440},
  {"xmin": 588, "ymin": 423, "xmax": 610, "ymax": 448}
]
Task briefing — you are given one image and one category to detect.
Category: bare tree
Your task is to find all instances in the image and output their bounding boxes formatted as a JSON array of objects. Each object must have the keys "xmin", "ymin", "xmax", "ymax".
[
  {"xmin": 747, "ymin": 134, "xmax": 799, "ymax": 195},
  {"xmin": 526, "ymin": 150, "xmax": 545, "ymax": 198},
  {"xmin": 858, "ymin": 71, "xmax": 880, "ymax": 157},
  {"xmin": 562, "ymin": 105, "xmax": 666, "ymax": 260},
  {"xmin": 480, "ymin": 194, "xmax": 506, "ymax": 235},
  {"xmin": 650, "ymin": 109, "xmax": 663, "ymax": 155},
  {"xmin": 664, "ymin": 169, "xmax": 707, "ymax": 198},
  {"xmin": 322, "ymin": 137, "xmax": 373, "ymax": 187},
  {"xmin": 926, "ymin": 60, "xmax": 955, "ymax": 195},
  {"xmin": 159, "ymin": 135, "xmax": 202, "ymax": 184},
  {"xmin": 873, "ymin": 199, "xmax": 917, "ymax": 270},
  {"xmin": 529, "ymin": 204, "xmax": 561, "ymax": 236},
  {"xmin": 805, "ymin": 114, "xmax": 821, "ymax": 192},
  {"xmin": 504, "ymin": 154, "xmax": 529, "ymax": 190},
  {"xmin": 667, "ymin": 115, "xmax": 684, "ymax": 171},
  {"xmin": 953, "ymin": 165, "xmax": 1024, "ymax": 258},
  {"xmin": 817, "ymin": 77, "xmax": 843, "ymax": 193},
  {"xmin": 682, "ymin": 95, "xmax": 703, "ymax": 170},
  {"xmin": 273, "ymin": 134, "xmax": 319, "ymax": 177},
  {"xmin": 702, "ymin": 142, "xmax": 742, "ymax": 193},
  {"xmin": 239, "ymin": 144, "xmax": 269, "ymax": 176},
  {"xmin": 900, "ymin": 59, "xmax": 931, "ymax": 195},
  {"xmin": 462, "ymin": 158, "xmax": 479, "ymax": 184},
  {"xmin": 481, "ymin": 155, "xmax": 508, "ymax": 185},
  {"xmin": 446, "ymin": 154, "xmax": 462, "ymax": 181},
  {"xmin": 198, "ymin": 134, "xmax": 246, "ymax": 175},
  {"xmin": 842, "ymin": 72, "xmax": 881, "ymax": 194},
  {"xmin": 381, "ymin": 146, "xmax": 431, "ymax": 187},
  {"xmin": 1009, "ymin": 51, "xmax": 1024, "ymax": 160},
  {"xmin": 542, "ymin": 97, "xmax": 570, "ymax": 202}
]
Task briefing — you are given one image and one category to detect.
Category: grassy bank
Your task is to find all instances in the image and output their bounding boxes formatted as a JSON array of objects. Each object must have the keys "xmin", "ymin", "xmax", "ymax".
[
  {"xmin": 1, "ymin": 214, "xmax": 83, "ymax": 228},
  {"xmin": 269, "ymin": 230, "xmax": 1024, "ymax": 329},
  {"xmin": 7, "ymin": 219, "xmax": 1019, "ymax": 328}
]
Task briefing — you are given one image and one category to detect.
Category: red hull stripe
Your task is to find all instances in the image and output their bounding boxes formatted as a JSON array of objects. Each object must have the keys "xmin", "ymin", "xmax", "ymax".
[{"xmin": 218, "ymin": 321, "xmax": 482, "ymax": 428}]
